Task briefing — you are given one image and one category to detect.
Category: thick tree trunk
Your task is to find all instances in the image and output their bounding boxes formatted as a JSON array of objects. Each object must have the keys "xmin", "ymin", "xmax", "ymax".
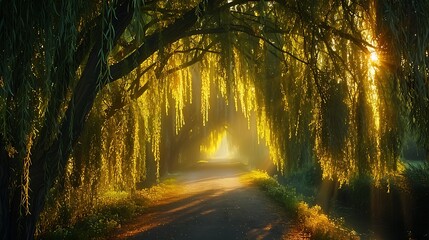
[
  {"xmin": 2, "ymin": 2, "xmax": 134, "ymax": 239},
  {"xmin": 0, "ymin": 142, "xmax": 11, "ymax": 239}
]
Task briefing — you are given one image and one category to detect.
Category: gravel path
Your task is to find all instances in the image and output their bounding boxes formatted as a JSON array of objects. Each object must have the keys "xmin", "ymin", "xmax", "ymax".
[{"xmin": 110, "ymin": 162, "xmax": 298, "ymax": 240}]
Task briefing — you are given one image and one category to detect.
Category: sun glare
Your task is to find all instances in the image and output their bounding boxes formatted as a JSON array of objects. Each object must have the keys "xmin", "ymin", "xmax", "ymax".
[
  {"xmin": 211, "ymin": 134, "xmax": 232, "ymax": 159},
  {"xmin": 369, "ymin": 51, "xmax": 379, "ymax": 63}
]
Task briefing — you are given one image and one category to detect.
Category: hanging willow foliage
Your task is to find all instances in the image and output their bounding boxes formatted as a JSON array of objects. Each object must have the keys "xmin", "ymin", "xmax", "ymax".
[
  {"xmin": 2, "ymin": 0, "xmax": 429, "ymax": 238},
  {"xmin": 90, "ymin": 0, "xmax": 425, "ymax": 185}
]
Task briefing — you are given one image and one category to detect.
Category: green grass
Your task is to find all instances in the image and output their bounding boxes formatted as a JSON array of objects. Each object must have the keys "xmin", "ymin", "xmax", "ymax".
[
  {"xmin": 39, "ymin": 179, "xmax": 179, "ymax": 240},
  {"xmin": 242, "ymin": 170, "xmax": 359, "ymax": 240}
]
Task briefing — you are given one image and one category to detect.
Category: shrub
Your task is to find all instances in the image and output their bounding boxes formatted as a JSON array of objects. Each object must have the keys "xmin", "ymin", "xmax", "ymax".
[
  {"xmin": 243, "ymin": 170, "xmax": 359, "ymax": 240},
  {"xmin": 38, "ymin": 179, "xmax": 178, "ymax": 240}
]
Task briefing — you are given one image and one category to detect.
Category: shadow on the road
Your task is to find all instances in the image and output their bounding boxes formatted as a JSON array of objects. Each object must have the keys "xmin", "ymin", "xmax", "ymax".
[
  {"xmin": 116, "ymin": 188, "xmax": 290, "ymax": 240},
  {"xmin": 112, "ymin": 162, "xmax": 294, "ymax": 240}
]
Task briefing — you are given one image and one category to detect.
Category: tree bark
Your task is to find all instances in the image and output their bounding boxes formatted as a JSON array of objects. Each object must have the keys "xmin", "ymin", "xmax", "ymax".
[
  {"xmin": 0, "ymin": 141, "xmax": 11, "ymax": 239},
  {"xmin": 2, "ymin": 1, "xmax": 134, "ymax": 239}
]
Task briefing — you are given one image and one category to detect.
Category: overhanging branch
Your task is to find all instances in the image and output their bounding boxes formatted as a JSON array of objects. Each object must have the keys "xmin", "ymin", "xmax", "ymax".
[
  {"xmin": 108, "ymin": 0, "xmax": 210, "ymax": 82},
  {"xmin": 186, "ymin": 25, "xmax": 309, "ymax": 65}
]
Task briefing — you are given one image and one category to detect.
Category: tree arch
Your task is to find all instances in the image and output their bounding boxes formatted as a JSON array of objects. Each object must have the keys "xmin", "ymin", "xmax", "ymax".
[{"xmin": 1, "ymin": 0, "xmax": 429, "ymax": 239}]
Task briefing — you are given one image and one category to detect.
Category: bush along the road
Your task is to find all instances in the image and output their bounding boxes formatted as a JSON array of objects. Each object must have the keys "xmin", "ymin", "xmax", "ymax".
[
  {"xmin": 242, "ymin": 171, "xmax": 359, "ymax": 240},
  {"xmin": 37, "ymin": 179, "xmax": 178, "ymax": 240}
]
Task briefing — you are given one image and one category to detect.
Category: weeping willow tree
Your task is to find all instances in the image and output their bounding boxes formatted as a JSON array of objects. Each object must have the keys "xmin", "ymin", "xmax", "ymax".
[{"xmin": 1, "ymin": 0, "xmax": 429, "ymax": 239}]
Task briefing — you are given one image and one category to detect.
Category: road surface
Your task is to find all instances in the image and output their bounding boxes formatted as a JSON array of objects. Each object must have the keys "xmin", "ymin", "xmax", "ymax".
[{"xmin": 110, "ymin": 161, "xmax": 300, "ymax": 240}]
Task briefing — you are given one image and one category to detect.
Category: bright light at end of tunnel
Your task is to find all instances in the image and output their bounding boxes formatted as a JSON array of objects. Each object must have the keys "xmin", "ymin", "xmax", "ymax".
[{"xmin": 205, "ymin": 133, "xmax": 238, "ymax": 162}]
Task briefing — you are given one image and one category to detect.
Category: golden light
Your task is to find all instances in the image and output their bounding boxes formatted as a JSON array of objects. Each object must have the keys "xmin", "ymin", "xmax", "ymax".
[{"xmin": 369, "ymin": 51, "xmax": 379, "ymax": 63}]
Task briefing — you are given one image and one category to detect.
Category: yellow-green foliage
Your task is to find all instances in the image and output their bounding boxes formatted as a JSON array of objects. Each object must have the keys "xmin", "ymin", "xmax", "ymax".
[
  {"xmin": 38, "ymin": 179, "xmax": 179, "ymax": 240},
  {"xmin": 297, "ymin": 203, "xmax": 359, "ymax": 240},
  {"xmin": 242, "ymin": 170, "xmax": 299, "ymax": 213},
  {"xmin": 134, "ymin": 178, "xmax": 178, "ymax": 203},
  {"xmin": 243, "ymin": 171, "xmax": 359, "ymax": 240}
]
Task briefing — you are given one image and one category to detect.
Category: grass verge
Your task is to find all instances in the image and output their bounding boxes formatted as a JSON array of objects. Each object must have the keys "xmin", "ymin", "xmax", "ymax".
[
  {"xmin": 242, "ymin": 170, "xmax": 359, "ymax": 240},
  {"xmin": 39, "ymin": 179, "xmax": 179, "ymax": 240}
]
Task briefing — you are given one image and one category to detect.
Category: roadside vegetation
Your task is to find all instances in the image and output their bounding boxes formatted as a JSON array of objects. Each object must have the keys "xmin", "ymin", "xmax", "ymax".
[
  {"xmin": 37, "ymin": 179, "xmax": 179, "ymax": 240},
  {"xmin": 242, "ymin": 171, "xmax": 359, "ymax": 240},
  {"xmin": 244, "ymin": 161, "xmax": 429, "ymax": 239}
]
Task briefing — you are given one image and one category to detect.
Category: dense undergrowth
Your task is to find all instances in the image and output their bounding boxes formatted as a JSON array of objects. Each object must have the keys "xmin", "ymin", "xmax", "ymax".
[
  {"xmin": 37, "ymin": 179, "xmax": 178, "ymax": 240},
  {"xmin": 242, "ymin": 171, "xmax": 359, "ymax": 240}
]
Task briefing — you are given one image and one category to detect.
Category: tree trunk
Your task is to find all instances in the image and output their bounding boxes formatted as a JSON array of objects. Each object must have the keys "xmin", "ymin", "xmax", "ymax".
[
  {"xmin": 143, "ymin": 141, "xmax": 158, "ymax": 188},
  {"xmin": 1, "ymin": 0, "xmax": 211, "ymax": 237},
  {"xmin": 2, "ymin": 2, "xmax": 134, "ymax": 238},
  {"xmin": 0, "ymin": 142, "xmax": 11, "ymax": 239}
]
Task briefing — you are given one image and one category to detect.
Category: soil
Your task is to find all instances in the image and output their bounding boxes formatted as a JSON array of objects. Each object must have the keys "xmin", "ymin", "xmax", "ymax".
[{"xmin": 109, "ymin": 161, "xmax": 303, "ymax": 240}]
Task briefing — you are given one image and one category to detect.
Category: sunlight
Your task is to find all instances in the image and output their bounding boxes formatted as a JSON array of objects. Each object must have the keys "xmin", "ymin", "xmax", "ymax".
[
  {"xmin": 209, "ymin": 134, "xmax": 236, "ymax": 160},
  {"xmin": 367, "ymin": 50, "xmax": 380, "ymax": 132},
  {"xmin": 367, "ymin": 46, "xmax": 383, "ymax": 182},
  {"xmin": 369, "ymin": 51, "xmax": 379, "ymax": 64},
  {"xmin": 200, "ymin": 130, "xmax": 238, "ymax": 161}
]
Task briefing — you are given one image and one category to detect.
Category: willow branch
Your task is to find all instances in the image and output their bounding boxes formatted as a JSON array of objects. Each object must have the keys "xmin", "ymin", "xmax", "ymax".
[
  {"xmin": 108, "ymin": 1, "xmax": 206, "ymax": 81},
  {"xmin": 186, "ymin": 25, "xmax": 309, "ymax": 64},
  {"xmin": 318, "ymin": 22, "xmax": 374, "ymax": 53}
]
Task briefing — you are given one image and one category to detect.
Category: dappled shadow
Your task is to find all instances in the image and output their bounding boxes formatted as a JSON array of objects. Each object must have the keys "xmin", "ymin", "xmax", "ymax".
[
  {"xmin": 114, "ymin": 189, "xmax": 291, "ymax": 240},
  {"xmin": 110, "ymin": 163, "xmax": 295, "ymax": 240}
]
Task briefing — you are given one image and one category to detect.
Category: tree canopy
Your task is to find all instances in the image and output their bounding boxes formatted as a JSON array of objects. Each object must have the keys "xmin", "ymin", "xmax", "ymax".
[{"xmin": 1, "ymin": 0, "xmax": 429, "ymax": 239}]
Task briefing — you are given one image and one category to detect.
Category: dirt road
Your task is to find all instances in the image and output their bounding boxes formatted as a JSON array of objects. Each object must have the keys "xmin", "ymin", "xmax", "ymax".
[{"xmin": 111, "ymin": 162, "xmax": 297, "ymax": 240}]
